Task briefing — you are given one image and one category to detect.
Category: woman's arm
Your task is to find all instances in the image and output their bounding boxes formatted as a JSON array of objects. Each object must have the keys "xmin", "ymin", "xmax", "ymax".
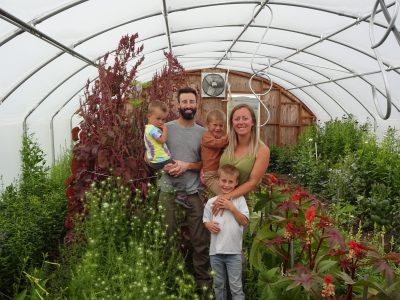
[{"xmin": 212, "ymin": 145, "xmax": 270, "ymax": 214}]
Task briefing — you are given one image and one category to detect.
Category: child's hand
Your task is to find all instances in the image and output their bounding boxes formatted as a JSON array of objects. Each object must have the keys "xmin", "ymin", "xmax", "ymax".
[{"xmin": 205, "ymin": 221, "xmax": 220, "ymax": 234}]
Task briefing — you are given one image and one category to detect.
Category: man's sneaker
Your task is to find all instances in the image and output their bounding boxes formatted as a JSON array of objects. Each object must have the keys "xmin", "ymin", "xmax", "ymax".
[{"xmin": 175, "ymin": 195, "xmax": 192, "ymax": 209}]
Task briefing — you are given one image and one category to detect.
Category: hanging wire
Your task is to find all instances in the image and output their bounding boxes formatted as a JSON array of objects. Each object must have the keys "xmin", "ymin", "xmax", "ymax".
[
  {"xmin": 224, "ymin": 50, "xmax": 234, "ymax": 105},
  {"xmin": 249, "ymin": 1, "xmax": 273, "ymax": 127},
  {"xmin": 369, "ymin": 0, "xmax": 400, "ymax": 120}
]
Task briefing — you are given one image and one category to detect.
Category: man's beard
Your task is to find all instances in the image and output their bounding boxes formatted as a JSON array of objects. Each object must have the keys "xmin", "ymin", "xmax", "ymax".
[{"xmin": 179, "ymin": 108, "xmax": 197, "ymax": 120}]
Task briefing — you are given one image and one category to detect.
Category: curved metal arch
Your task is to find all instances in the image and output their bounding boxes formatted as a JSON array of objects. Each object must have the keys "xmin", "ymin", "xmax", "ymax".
[
  {"xmin": 14, "ymin": 28, "xmax": 397, "ymax": 130},
  {"xmin": 0, "ymin": 0, "xmax": 88, "ymax": 47},
  {"xmin": 254, "ymin": 62, "xmax": 349, "ymax": 115},
  {"xmin": 215, "ymin": 62, "xmax": 333, "ymax": 119},
  {"xmin": 44, "ymin": 43, "xmax": 379, "ymax": 162},
  {"xmin": 214, "ymin": 1, "xmax": 399, "ymax": 67},
  {"xmin": 2, "ymin": 2, "xmax": 398, "ymax": 108},
  {"xmin": 5, "ymin": 5, "xmax": 400, "ymax": 123},
  {"xmin": 171, "ymin": 35, "xmax": 400, "ymax": 112},
  {"xmin": 29, "ymin": 34, "xmax": 386, "ymax": 136},
  {"xmin": 177, "ymin": 52, "xmax": 349, "ymax": 116},
  {"xmin": 2, "ymin": 1, "xmax": 396, "ymax": 76},
  {"xmin": 23, "ymin": 63, "xmax": 91, "ymax": 135},
  {"xmin": 0, "ymin": 28, "xmax": 165, "ymax": 104},
  {"xmin": 0, "ymin": 8, "xmax": 97, "ymax": 67},
  {"xmin": 48, "ymin": 57, "xmax": 339, "ymax": 161},
  {"xmin": 1, "ymin": 0, "xmax": 397, "ymax": 81},
  {"xmin": 248, "ymin": 24, "xmax": 400, "ymax": 78},
  {"xmin": 51, "ymin": 77, "xmax": 96, "ymax": 164},
  {"xmin": 0, "ymin": 52, "xmax": 64, "ymax": 104},
  {"xmin": 4, "ymin": 20, "xmax": 396, "ymax": 112},
  {"xmin": 184, "ymin": 49, "xmax": 376, "ymax": 121},
  {"xmin": 169, "ymin": 24, "xmax": 400, "ymax": 109}
]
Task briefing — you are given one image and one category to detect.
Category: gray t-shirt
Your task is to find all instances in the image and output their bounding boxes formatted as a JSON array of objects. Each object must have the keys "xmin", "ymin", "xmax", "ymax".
[{"xmin": 159, "ymin": 120, "xmax": 206, "ymax": 194}]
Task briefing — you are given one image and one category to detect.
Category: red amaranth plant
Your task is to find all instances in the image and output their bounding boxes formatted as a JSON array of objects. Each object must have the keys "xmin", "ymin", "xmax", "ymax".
[
  {"xmin": 65, "ymin": 41, "xmax": 189, "ymax": 239},
  {"xmin": 144, "ymin": 51, "xmax": 188, "ymax": 120},
  {"xmin": 65, "ymin": 34, "xmax": 146, "ymax": 232}
]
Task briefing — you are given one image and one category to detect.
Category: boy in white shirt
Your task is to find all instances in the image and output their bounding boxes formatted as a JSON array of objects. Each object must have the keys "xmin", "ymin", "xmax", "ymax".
[{"xmin": 203, "ymin": 164, "xmax": 248, "ymax": 300}]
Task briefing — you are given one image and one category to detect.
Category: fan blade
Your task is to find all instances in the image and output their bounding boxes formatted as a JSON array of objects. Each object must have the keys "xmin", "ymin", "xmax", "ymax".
[
  {"xmin": 205, "ymin": 75, "xmax": 214, "ymax": 86},
  {"xmin": 214, "ymin": 87, "xmax": 224, "ymax": 96},
  {"xmin": 207, "ymin": 86, "xmax": 216, "ymax": 96}
]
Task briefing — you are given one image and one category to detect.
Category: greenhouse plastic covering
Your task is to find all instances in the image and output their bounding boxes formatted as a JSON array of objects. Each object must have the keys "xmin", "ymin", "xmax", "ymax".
[{"xmin": 0, "ymin": 0, "xmax": 400, "ymax": 186}]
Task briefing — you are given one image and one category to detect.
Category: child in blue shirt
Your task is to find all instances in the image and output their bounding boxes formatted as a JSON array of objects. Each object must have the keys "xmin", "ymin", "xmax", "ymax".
[{"xmin": 144, "ymin": 100, "xmax": 191, "ymax": 209}]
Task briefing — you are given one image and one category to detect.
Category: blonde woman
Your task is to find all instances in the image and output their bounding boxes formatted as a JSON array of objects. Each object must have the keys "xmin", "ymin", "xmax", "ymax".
[{"xmin": 212, "ymin": 103, "xmax": 270, "ymax": 213}]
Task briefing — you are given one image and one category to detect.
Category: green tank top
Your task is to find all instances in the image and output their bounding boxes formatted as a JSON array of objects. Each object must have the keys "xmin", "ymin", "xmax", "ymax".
[{"xmin": 219, "ymin": 150, "xmax": 256, "ymax": 185}]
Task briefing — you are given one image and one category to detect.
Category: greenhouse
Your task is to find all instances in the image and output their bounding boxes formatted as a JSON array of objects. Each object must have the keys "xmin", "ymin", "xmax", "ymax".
[{"xmin": 1, "ymin": 0, "xmax": 400, "ymax": 299}]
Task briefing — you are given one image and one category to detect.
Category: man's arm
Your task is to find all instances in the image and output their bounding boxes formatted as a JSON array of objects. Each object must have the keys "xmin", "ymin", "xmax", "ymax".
[{"xmin": 163, "ymin": 160, "xmax": 202, "ymax": 176}]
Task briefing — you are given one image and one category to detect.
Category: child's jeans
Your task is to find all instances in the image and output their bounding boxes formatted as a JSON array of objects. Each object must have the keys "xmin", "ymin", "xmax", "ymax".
[{"xmin": 210, "ymin": 254, "xmax": 244, "ymax": 300}]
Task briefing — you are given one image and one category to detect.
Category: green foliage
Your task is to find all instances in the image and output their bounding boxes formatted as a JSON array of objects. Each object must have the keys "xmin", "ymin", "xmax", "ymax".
[
  {"xmin": 35, "ymin": 178, "xmax": 198, "ymax": 299},
  {"xmin": 0, "ymin": 134, "xmax": 69, "ymax": 297},
  {"xmin": 268, "ymin": 144, "xmax": 294, "ymax": 175},
  {"xmin": 269, "ymin": 118, "xmax": 400, "ymax": 231},
  {"xmin": 19, "ymin": 134, "xmax": 50, "ymax": 198},
  {"xmin": 248, "ymin": 179, "xmax": 400, "ymax": 299}
]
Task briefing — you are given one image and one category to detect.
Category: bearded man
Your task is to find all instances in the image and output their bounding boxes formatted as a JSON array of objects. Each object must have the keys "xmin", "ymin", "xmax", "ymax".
[{"xmin": 158, "ymin": 87, "xmax": 211, "ymax": 293}]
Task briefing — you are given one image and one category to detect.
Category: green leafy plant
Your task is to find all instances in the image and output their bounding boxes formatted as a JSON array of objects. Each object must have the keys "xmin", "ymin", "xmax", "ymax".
[
  {"xmin": 65, "ymin": 34, "xmax": 146, "ymax": 231},
  {"xmin": 0, "ymin": 135, "xmax": 68, "ymax": 298},
  {"xmin": 269, "ymin": 118, "xmax": 400, "ymax": 233},
  {"xmin": 66, "ymin": 178, "xmax": 198, "ymax": 299},
  {"xmin": 249, "ymin": 177, "xmax": 400, "ymax": 299}
]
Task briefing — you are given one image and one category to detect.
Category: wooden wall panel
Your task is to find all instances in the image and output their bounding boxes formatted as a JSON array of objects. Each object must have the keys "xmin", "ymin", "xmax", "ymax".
[
  {"xmin": 185, "ymin": 69, "xmax": 315, "ymax": 146},
  {"xmin": 262, "ymin": 125, "xmax": 278, "ymax": 147},
  {"xmin": 197, "ymin": 98, "xmax": 226, "ymax": 127},
  {"xmin": 281, "ymin": 103, "xmax": 300, "ymax": 126},
  {"xmin": 261, "ymin": 90, "xmax": 280, "ymax": 124},
  {"xmin": 280, "ymin": 127, "xmax": 300, "ymax": 147}
]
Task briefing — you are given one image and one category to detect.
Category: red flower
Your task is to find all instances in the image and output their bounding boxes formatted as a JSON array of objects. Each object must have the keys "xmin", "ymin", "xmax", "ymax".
[
  {"xmin": 324, "ymin": 275, "xmax": 333, "ymax": 285},
  {"xmin": 268, "ymin": 173, "xmax": 279, "ymax": 185},
  {"xmin": 292, "ymin": 192, "xmax": 300, "ymax": 202},
  {"xmin": 285, "ymin": 223, "xmax": 294, "ymax": 233},
  {"xmin": 348, "ymin": 240, "xmax": 366, "ymax": 259},
  {"xmin": 298, "ymin": 188, "xmax": 309, "ymax": 199},
  {"xmin": 321, "ymin": 274, "xmax": 335, "ymax": 297},
  {"xmin": 284, "ymin": 222, "xmax": 295, "ymax": 239},
  {"xmin": 305, "ymin": 206, "xmax": 316, "ymax": 222}
]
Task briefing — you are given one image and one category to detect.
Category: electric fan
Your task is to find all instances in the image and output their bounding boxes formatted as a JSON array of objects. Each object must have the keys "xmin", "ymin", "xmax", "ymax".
[{"xmin": 201, "ymin": 73, "xmax": 226, "ymax": 98}]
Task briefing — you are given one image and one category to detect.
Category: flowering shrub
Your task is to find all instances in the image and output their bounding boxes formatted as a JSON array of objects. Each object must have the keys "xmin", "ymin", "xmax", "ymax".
[
  {"xmin": 269, "ymin": 118, "xmax": 400, "ymax": 232},
  {"xmin": 65, "ymin": 35, "xmax": 188, "ymax": 235},
  {"xmin": 67, "ymin": 178, "xmax": 197, "ymax": 299},
  {"xmin": 250, "ymin": 174, "xmax": 400, "ymax": 299},
  {"xmin": 65, "ymin": 34, "xmax": 146, "ymax": 232}
]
